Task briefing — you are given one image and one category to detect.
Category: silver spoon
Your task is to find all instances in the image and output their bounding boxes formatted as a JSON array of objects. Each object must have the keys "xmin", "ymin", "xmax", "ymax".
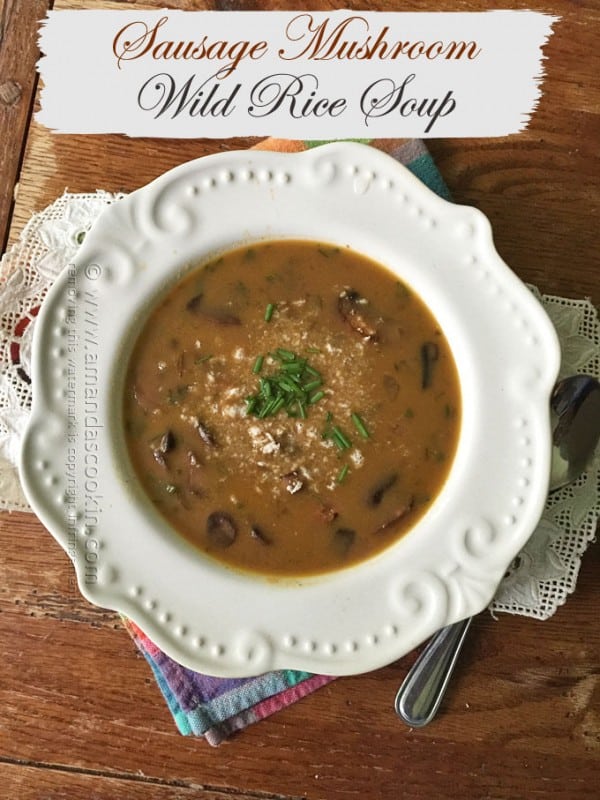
[{"xmin": 395, "ymin": 374, "xmax": 600, "ymax": 728}]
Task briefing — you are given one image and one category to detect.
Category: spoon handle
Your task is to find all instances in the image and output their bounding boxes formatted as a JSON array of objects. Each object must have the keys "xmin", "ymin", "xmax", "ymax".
[{"xmin": 394, "ymin": 616, "xmax": 473, "ymax": 727}]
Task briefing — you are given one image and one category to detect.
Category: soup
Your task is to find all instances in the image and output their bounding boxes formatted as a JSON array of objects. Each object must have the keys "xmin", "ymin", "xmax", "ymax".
[{"xmin": 123, "ymin": 240, "xmax": 461, "ymax": 576}]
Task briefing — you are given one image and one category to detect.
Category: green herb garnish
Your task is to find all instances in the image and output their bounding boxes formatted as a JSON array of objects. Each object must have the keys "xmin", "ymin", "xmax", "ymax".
[
  {"xmin": 252, "ymin": 355, "xmax": 264, "ymax": 374},
  {"xmin": 302, "ymin": 379, "xmax": 322, "ymax": 392},
  {"xmin": 351, "ymin": 412, "xmax": 370, "ymax": 439},
  {"xmin": 337, "ymin": 464, "xmax": 349, "ymax": 484},
  {"xmin": 264, "ymin": 303, "xmax": 275, "ymax": 322},
  {"xmin": 275, "ymin": 347, "xmax": 294, "ymax": 360},
  {"xmin": 331, "ymin": 425, "xmax": 352, "ymax": 451},
  {"xmin": 246, "ymin": 350, "xmax": 325, "ymax": 419}
]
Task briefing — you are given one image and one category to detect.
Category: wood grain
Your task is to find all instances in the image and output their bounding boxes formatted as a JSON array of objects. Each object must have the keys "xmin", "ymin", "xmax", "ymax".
[
  {"xmin": 7, "ymin": 0, "xmax": 600, "ymax": 306},
  {"xmin": 0, "ymin": 0, "xmax": 49, "ymax": 254},
  {"xmin": 0, "ymin": 762, "xmax": 283, "ymax": 800},
  {"xmin": 1, "ymin": 511, "xmax": 599, "ymax": 799},
  {"xmin": 0, "ymin": 0, "xmax": 599, "ymax": 797}
]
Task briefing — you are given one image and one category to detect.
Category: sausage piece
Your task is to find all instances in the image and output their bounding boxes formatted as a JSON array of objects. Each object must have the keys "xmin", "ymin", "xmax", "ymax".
[
  {"xmin": 368, "ymin": 473, "xmax": 398, "ymax": 507},
  {"xmin": 338, "ymin": 289, "xmax": 379, "ymax": 341}
]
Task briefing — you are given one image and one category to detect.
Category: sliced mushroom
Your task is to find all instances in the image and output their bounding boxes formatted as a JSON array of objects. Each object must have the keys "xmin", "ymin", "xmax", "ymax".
[
  {"xmin": 186, "ymin": 292, "xmax": 241, "ymax": 325},
  {"xmin": 420, "ymin": 341, "xmax": 439, "ymax": 389},
  {"xmin": 193, "ymin": 417, "xmax": 217, "ymax": 448},
  {"xmin": 373, "ymin": 497, "xmax": 415, "ymax": 534},
  {"xmin": 150, "ymin": 430, "xmax": 175, "ymax": 466},
  {"xmin": 250, "ymin": 525, "xmax": 272, "ymax": 545},
  {"xmin": 368, "ymin": 473, "xmax": 398, "ymax": 507},
  {"xmin": 333, "ymin": 527, "xmax": 356, "ymax": 556},
  {"xmin": 186, "ymin": 293, "xmax": 204, "ymax": 312},
  {"xmin": 206, "ymin": 511, "xmax": 237, "ymax": 548},
  {"xmin": 204, "ymin": 308, "xmax": 242, "ymax": 326},
  {"xmin": 338, "ymin": 289, "xmax": 379, "ymax": 341}
]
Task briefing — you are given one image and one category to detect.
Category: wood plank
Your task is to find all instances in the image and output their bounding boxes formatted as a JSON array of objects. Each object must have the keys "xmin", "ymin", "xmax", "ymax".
[
  {"xmin": 427, "ymin": 135, "xmax": 600, "ymax": 303},
  {"xmin": 6, "ymin": 0, "xmax": 599, "ymax": 309},
  {"xmin": 1, "ymin": 0, "xmax": 599, "ymax": 797},
  {"xmin": 1, "ymin": 511, "xmax": 598, "ymax": 799},
  {"xmin": 0, "ymin": 761, "xmax": 287, "ymax": 800},
  {"xmin": 0, "ymin": 0, "xmax": 49, "ymax": 254}
]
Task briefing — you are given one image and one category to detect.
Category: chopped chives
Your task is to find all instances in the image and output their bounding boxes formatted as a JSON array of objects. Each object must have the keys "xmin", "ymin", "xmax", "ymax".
[
  {"xmin": 285, "ymin": 375, "xmax": 303, "ymax": 391},
  {"xmin": 252, "ymin": 355, "xmax": 264, "ymax": 374},
  {"xmin": 270, "ymin": 396, "xmax": 285, "ymax": 415},
  {"xmin": 304, "ymin": 365, "xmax": 320, "ymax": 378},
  {"xmin": 282, "ymin": 360, "xmax": 305, "ymax": 374},
  {"xmin": 302, "ymin": 379, "xmax": 322, "ymax": 392},
  {"xmin": 351, "ymin": 412, "xmax": 370, "ymax": 439},
  {"xmin": 260, "ymin": 377, "xmax": 271, "ymax": 398},
  {"xmin": 337, "ymin": 464, "xmax": 349, "ymax": 484},
  {"xmin": 332, "ymin": 432, "xmax": 347, "ymax": 451},
  {"xmin": 259, "ymin": 398, "xmax": 276, "ymax": 418},
  {"xmin": 245, "ymin": 347, "xmax": 326, "ymax": 419},
  {"xmin": 264, "ymin": 303, "xmax": 275, "ymax": 322},
  {"xmin": 195, "ymin": 354, "xmax": 212, "ymax": 364},
  {"xmin": 279, "ymin": 377, "xmax": 299, "ymax": 394},
  {"xmin": 275, "ymin": 347, "xmax": 295, "ymax": 361},
  {"xmin": 332, "ymin": 426, "xmax": 352, "ymax": 450}
]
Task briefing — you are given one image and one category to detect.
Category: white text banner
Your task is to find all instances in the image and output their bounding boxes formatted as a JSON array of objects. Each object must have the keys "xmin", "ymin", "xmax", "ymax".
[{"xmin": 37, "ymin": 10, "xmax": 558, "ymax": 138}]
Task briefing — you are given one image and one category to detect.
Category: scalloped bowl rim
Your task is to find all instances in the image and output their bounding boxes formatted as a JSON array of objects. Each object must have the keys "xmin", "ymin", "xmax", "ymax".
[{"xmin": 19, "ymin": 143, "xmax": 560, "ymax": 677}]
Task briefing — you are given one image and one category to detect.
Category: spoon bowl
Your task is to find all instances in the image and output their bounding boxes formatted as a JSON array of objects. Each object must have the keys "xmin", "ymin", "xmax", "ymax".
[
  {"xmin": 551, "ymin": 374, "xmax": 600, "ymax": 489},
  {"xmin": 394, "ymin": 374, "xmax": 600, "ymax": 728}
]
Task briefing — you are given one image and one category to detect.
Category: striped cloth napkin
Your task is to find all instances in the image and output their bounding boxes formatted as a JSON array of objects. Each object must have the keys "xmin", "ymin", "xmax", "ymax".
[{"xmin": 125, "ymin": 137, "xmax": 451, "ymax": 746}]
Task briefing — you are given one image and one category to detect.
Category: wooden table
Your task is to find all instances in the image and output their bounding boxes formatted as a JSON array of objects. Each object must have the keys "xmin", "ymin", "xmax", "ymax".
[{"xmin": 1, "ymin": 1, "xmax": 598, "ymax": 798}]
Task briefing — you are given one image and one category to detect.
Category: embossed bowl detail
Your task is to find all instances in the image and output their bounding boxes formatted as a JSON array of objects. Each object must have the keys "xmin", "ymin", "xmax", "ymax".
[{"xmin": 19, "ymin": 143, "xmax": 560, "ymax": 676}]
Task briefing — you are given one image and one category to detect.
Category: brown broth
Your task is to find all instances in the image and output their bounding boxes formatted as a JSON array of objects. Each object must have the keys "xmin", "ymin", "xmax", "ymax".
[{"xmin": 123, "ymin": 240, "xmax": 461, "ymax": 577}]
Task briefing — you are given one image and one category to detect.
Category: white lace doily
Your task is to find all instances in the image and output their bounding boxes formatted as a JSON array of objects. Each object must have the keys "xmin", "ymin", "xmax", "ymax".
[{"xmin": 1, "ymin": 192, "xmax": 598, "ymax": 621}]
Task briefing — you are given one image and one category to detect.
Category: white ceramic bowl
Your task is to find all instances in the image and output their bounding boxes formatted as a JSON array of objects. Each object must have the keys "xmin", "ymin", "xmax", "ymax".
[{"xmin": 20, "ymin": 143, "xmax": 560, "ymax": 677}]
